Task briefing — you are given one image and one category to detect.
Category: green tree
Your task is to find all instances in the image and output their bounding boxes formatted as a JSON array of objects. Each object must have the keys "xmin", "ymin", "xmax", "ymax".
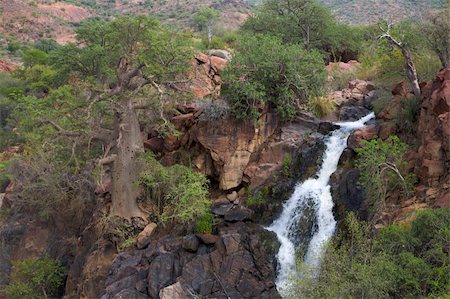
[
  {"xmin": 355, "ymin": 136, "xmax": 416, "ymax": 211},
  {"xmin": 422, "ymin": 5, "xmax": 450, "ymax": 68},
  {"xmin": 193, "ymin": 7, "xmax": 220, "ymax": 48},
  {"xmin": 222, "ymin": 34, "xmax": 326, "ymax": 120},
  {"xmin": 8, "ymin": 16, "xmax": 193, "ymax": 220},
  {"xmin": 241, "ymin": 0, "xmax": 362, "ymax": 60},
  {"xmin": 2, "ymin": 255, "xmax": 66, "ymax": 299}
]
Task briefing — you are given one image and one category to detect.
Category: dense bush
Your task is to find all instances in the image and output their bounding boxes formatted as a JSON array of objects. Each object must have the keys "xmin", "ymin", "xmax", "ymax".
[
  {"xmin": 355, "ymin": 136, "xmax": 416, "ymax": 211},
  {"xmin": 241, "ymin": 0, "xmax": 363, "ymax": 60},
  {"xmin": 292, "ymin": 208, "xmax": 450, "ymax": 298},
  {"xmin": 222, "ymin": 34, "xmax": 326, "ymax": 120},
  {"xmin": 139, "ymin": 153, "xmax": 211, "ymax": 225},
  {"xmin": 2, "ymin": 255, "xmax": 66, "ymax": 299}
]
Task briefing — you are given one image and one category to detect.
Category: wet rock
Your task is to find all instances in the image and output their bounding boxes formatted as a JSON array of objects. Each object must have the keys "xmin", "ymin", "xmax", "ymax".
[
  {"xmin": 318, "ymin": 121, "xmax": 339, "ymax": 134},
  {"xmin": 224, "ymin": 206, "xmax": 254, "ymax": 222},
  {"xmin": 339, "ymin": 105, "xmax": 371, "ymax": 121},
  {"xmin": 182, "ymin": 235, "xmax": 199, "ymax": 252},
  {"xmin": 136, "ymin": 223, "xmax": 157, "ymax": 249}
]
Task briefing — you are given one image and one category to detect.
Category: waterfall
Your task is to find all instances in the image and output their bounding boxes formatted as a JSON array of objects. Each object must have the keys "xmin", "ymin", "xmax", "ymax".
[{"xmin": 267, "ymin": 112, "xmax": 375, "ymax": 296}]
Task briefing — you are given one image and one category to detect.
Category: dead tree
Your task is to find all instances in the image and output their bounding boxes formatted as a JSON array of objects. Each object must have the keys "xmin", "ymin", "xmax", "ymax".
[{"xmin": 378, "ymin": 23, "xmax": 421, "ymax": 98}]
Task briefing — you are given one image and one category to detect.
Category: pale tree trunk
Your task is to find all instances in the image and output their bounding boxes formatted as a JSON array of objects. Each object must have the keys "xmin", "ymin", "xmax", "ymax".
[
  {"xmin": 379, "ymin": 24, "xmax": 421, "ymax": 98},
  {"xmin": 110, "ymin": 100, "xmax": 146, "ymax": 220},
  {"xmin": 207, "ymin": 23, "xmax": 212, "ymax": 48},
  {"xmin": 401, "ymin": 47, "xmax": 421, "ymax": 98}
]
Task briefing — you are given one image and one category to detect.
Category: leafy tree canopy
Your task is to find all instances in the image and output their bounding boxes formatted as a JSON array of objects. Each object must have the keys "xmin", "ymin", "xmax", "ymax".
[{"xmin": 222, "ymin": 34, "xmax": 326, "ymax": 120}]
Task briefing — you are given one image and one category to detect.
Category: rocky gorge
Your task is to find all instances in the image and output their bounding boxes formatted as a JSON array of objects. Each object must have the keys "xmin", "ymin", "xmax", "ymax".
[{"xmin": 0, "ymin": 48, "xmax": 449, "ymax": 298}]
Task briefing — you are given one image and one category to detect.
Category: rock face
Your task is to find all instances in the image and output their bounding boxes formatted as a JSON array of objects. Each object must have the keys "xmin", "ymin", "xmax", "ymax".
[
  {"xmin": 100, "ymin": 223, "xmax": 280, "ymax": 299},
  {"xmin": 193, "ymin": 112, "xmax": 278, "ymax": 190},
  {"xmin": 327, "ymin": 79, "xmax": 375, "ymax": 121},
  {"xmin": 190, "ymin": 53, "xmax": 229, "ymax": 98},
  {"xmin": 415, "ymin": 68, "xmax": 450, "ymax": 187}
]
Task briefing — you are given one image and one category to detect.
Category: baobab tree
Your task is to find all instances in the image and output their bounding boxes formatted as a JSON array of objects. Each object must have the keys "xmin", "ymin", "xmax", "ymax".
[{"xmin": 43, "ymin": 16, "xmax": 193, "ymax": 220}]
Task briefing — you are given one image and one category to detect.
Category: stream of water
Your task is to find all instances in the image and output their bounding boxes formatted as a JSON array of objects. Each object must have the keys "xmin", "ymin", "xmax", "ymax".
[{"xmin": 267, "ymin": 112, "xmax": 375, "ymax": 296}]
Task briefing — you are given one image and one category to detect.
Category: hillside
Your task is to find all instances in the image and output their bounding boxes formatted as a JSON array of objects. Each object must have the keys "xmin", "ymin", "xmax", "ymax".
[
  {"xmin": 320, "ymin": 0, "xmax": 448, "ymax": 25},
  {"xmin": 0, "ymin": 0, "xmax": 253, "ymax": 44}
]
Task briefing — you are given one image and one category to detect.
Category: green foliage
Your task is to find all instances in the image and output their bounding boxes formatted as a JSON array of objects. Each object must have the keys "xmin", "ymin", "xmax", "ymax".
[
  {"xmin": 308, "ymin": 95, "xmax": 336, "ymax": 117},
  {"xmin": 2, "ymin": 255, "xmax": 66, "ymax": 299},
  {"xmin": 241, "ymin": 0, "xmax": 363, "ymax": 60},
  {"xmin": 139, "ymin": 153, "xmax": 211, "ymax": 225},
  {"xmin": 245, "ymin": 186, "xmax": 270, "ymax": 207},
  {"xmin": 282, "ymin": 154, "xmax": 292, "ymax": 177},
  {"xmin": 292, "ymin": 209, "xmax": 450, "ymax": 298},
  {"xmin": 396, "ymin": 96, "xmax": 419, "ymax": 134},
  {"xmin": 222, "ymin": 34, "xmax": 326, "ymax": 120},
  {"xmin": 355, "ymin": 136, "xmax": 415, "ymax": 210},
  {"xmin": 23, "ymin": 49, "xmax": 48, "ymax": 68},
  {"xmin": 51, "ymin": 16, "xmax": 193, "ymax": 85},
  {"xmin": 193, "ymin": 7, "xmax": 220, "ymax": 31},
  {"xmin": 194, "ymin": 212, "xmax": 213, "ymax": 234}
]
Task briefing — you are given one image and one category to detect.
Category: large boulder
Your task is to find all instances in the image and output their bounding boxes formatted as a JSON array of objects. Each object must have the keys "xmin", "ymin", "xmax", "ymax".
[{"xmin": 100, "ymin": 223, "xmax": 280, "ymax": 298}]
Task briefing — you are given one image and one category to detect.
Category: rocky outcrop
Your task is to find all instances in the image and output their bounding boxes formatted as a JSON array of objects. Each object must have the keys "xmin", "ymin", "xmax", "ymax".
[
  {"xmin": 100, "ymin": 223, "xmax": 279, "ymax": 299},
  {"xmin": 0, "ymin": 60, "xmax": 17, "ymax": 73},
  {"xmin": 414, "ymin": 68, "xmax": 450, "ymax": 187},
  {"xmin": 190, "ymin": 53, "xmax": 228, "ymax": 98}
]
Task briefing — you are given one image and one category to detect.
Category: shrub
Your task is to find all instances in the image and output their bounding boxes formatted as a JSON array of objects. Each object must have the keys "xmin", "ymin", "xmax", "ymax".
[
  {"xmin": 139, "ymin": 153, "xmax": 211, "ymax": 225},
  {"xmin": 308, "ymin": 95, "xmax": 336, "ymax": 117},
  {"xmin": 291, "ymin": 209, "xmax": 450, "ymax": 298},
  {"xmin": 355, "ymin": 136, "xmax": 416, "ymax": 210},
  {"xmin": 2, "ymin": 255, "xmax": 66, "ymax": 299},
  {"xmin": 282, "ymin": 154, "xmax": 292, "ymax": 177},
  {"xmin": 396, "ymin": 96, "xmax": 419, "ymax": 134},
  {"xmin": 8, "ymin": 153, "xmax": 94, "ymax": 222},
  {"xmin": 222, "ymin": 34, "xmax": 326, "ymax": 121},
  {"xmin": 194, "ymin": 212, "xmax": 213, "ymax": 234},
  {"xmin": 199, "ymin": 101, "xmax": 230, "ymax": 121}
]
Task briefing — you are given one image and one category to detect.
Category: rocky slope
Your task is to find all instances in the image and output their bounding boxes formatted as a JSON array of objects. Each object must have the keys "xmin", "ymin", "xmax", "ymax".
[
  {"xmin": 319, "ymin": 0, "xmax": 447, "ymax": 25},
  {"xmin": 0, "ymin": 0, "xmax": 252, "ymax": 44}
]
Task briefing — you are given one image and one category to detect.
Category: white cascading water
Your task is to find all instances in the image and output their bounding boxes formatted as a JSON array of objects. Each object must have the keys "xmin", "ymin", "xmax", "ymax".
[{"xmin": 267, "ymin": 112, "xmax": 375, "ymax": 296}]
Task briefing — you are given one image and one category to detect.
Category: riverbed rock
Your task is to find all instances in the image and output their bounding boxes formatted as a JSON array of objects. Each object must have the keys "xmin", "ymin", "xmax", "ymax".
[
  {"xmin": 347, "ymin": 125, "xmax": 378, "ymax": 149},
  {"xmin": 100, "ymin": 223, "xmax": 279, "ymax": 298}
]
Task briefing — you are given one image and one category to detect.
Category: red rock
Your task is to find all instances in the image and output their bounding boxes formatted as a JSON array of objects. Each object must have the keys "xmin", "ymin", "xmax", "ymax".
[
  {"xmin": 347, "ymin": 125, "xmax": 378, "ymax": 149},
  {"xmin": 163, "ymin": 135, "xmax": 180, "ymax": 152},
  {"xmin": 434, "ymin": 193, "xmax": 450, "ymax": 208},
  {"xmin": 423, "ymin": 159, "xmax": 445, "ymax": 177},
  {"xmin": 210, "ymin": 56, "xmax": 227, "ymax": 72},
  {"xmin": 137, "ymin": 223, "xmax": 157, "ymax": 249},
  {"xmin": 391, "ymin": 80, "xmax": 409, "ymax": 97},
  {"xmin": 378, "ymin": 121, "xmax": 397, "ymax": 139},
  {"xmin": 144, "ymin": 137, "xmax": 164, "ymax": 153},
  {"xmin": 171, "ymin": 113, "xmax": 194, "ymax": 130},
  {"xmin": 194, "ymin": 53, "xmax": 209, "ymax": 64},
  {"xmin": 196, "ymin": 233, "xmax": 218, "ymax": 245}
]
